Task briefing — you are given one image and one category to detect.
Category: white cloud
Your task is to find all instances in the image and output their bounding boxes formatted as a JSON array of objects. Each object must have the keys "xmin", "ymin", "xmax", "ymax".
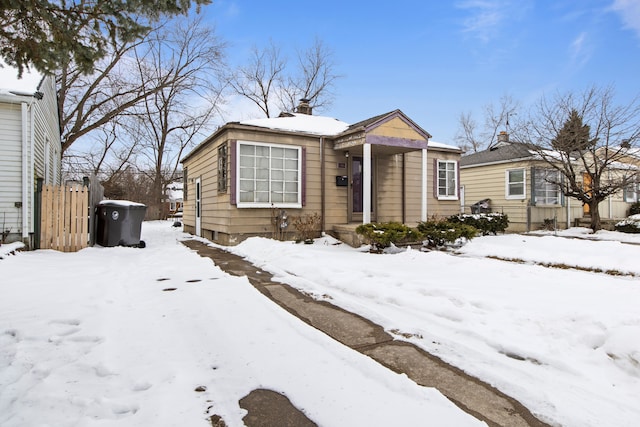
[
  {"xmin": 457, "ymin": 0, "xmax": 506, "ymax": 42},
  {"xmin": 570, "ymin": 31, "xmax": 592, "ymax": 68},
  {"xmin": 610, "ymin": 0, "xmax": 640, "ymax": 38}
]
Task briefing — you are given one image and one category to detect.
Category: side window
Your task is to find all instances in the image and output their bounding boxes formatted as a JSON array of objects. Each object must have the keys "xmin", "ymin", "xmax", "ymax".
[
  {"xmin": 506, "ymin": 168, "xmax": 525, "ymax": 199},
  {"xmin": 624, "ymin": 181, "xmax": 638, "ymax": 203},
  {"xmin": 437, "ymin": 160, "xmax": 458, "ymax": 199},
  {"xmin": 533, "ymin": 168, "xmax": 561, "ymax": 205}
]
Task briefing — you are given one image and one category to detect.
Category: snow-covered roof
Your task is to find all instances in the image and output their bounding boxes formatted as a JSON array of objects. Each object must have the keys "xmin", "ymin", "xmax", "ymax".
[
  {"xmin": 165, "ymin": 182, "xmax": 184, "ymax": 201},
  {"xmin": 240, "ymin": 113, "xmax": 350, "ymax": 136},
  {"xmin": 428, "ymin": 140, "xmax": 460, "ymax": 151},
  {"xmin": 0, "ymin": 62, "xmax": 43, "ymax": 96}
]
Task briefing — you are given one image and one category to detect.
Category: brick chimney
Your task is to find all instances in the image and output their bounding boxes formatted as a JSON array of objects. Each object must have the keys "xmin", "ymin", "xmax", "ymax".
[
  {"xmin": 497, "ymin": 131, "xmax": 509, "ymax": 144},
  {"xmin": 295, "ymin": 98, "xmax": 312, "ymax": 115}
]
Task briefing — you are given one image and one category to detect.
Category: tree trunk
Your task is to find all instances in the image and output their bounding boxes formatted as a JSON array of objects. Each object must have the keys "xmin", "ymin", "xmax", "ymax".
[{"xmin": 589, "ymin": 200, "xmax": 601, "ymax": 231}]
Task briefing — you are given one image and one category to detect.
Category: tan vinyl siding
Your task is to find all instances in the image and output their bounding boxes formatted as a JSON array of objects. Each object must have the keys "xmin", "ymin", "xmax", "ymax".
[
  {"xmin": 183, "ymin": 128, "xmax": 329, "ymax": 244},
  {"xmin": 370, "ymin": 117, "xmax": 424, "ymax": 140},
  {"xmin": 375, "ymin": 153, "xmax": 403, "ymax": 222},
  {"xmin": 323, "ymin": 145, "xmax": 348, "ymax": 227},
  {"xmin": 461, "ymin": 161, "xmax": 530, "ymax": 227},
  {"xmin": 428, "ymin": 150, "xmax": 462, "ymax": 218},
  {"xmin": 460, "ymin": 161, "xmax": 584, "ymax": 232}
]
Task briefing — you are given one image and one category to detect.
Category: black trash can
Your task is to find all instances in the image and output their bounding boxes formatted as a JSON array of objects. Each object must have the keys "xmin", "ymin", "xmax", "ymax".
[{"xmin": 95, "ymin": 200, "xmax": 147, "ymax": 248}]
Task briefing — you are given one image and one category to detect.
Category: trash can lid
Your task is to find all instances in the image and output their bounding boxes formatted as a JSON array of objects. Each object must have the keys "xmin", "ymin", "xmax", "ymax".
[{"xmin": 98, "ymin": 200, "xmax": 147, "ymax": 207}]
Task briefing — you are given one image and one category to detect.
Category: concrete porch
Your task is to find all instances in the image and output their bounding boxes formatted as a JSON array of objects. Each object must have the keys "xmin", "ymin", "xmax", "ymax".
[{"xmin": 330, "ymin": 224, "xmax": 366, "ymax": 248}]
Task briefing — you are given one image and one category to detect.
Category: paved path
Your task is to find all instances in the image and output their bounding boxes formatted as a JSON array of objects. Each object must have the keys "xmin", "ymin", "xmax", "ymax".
[{"xmin": 182, "ymin": 239, "xmax": 552, "ymax": 427}]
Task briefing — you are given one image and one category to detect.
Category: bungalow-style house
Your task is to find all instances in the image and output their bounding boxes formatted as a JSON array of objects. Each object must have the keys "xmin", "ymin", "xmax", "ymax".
[
  {"xmin": 181, "ymin": 102, "xmax": 462, "ymax": 246},
  {"xmin": 0, "ymin": 65, "xmax": 62, "ymax": 248},
  {"xmin": 459, "ymin": 131, "xmax": 637, "ymax": 232},
  {"xmin": 164, "ymin": 181, "xmax": 184, "ymax": 218}
]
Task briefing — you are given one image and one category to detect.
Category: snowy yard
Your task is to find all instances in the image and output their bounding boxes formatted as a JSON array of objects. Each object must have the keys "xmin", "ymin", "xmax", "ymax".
[{"xmin": 1, "ymin": 222, "xmax": 639, "ymax": 427}]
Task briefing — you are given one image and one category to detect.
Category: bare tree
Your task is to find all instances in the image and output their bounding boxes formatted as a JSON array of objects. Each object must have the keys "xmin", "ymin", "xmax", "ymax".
[
  {"xmin": 127, "ymin": 17, "xmax": 227, "ymax": 219},
  {"xmin": 227, "ymin": 38, "xmax": 341, "ymax": 117},
  {"xmin": 455, "ymin": 111, "xmax": 481, "ymax": 153},
  {"xmin": 277, "ymin": 37, "xmax": 341, "ymax": 114},
  {"xmin": 455, "ymin": 94, "xmax": 521, "ymax": 151},
  {"xmin": 519, "ymin": 85, "xmax": 640, "ymax": 231},
  {"xmin": 227, "ymin": 40, "xmax": 285, "ymax": 118}
]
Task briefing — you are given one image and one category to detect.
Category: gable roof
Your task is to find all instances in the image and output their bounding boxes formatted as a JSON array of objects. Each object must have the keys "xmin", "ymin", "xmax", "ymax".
[
  {"xmin": 460, "ymin": 142, "xmax": 535, "ymax": 167},
  {"xmin": 344, "ymin": 109, "xmax": 432, "ymax": 140}
]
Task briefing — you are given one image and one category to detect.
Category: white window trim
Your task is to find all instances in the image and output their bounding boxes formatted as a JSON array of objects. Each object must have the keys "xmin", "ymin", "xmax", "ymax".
[
  {"xmin": 505, "ymin": 168, "xmax": 526, "ymax": 200},
  {"xmin": 534, "ymin": 169, "xmax": 562, "ymax": 206},
  {"xmin": 236, "ymin": 140, "xmax": 302, "ymax": 209},
  {"xmin": 437, "ymin": 160, "xmax": 458, "ymax": 200},
  {"xmin": 624, "ymin": 181, "xmax": 638, "ymax": 203}
]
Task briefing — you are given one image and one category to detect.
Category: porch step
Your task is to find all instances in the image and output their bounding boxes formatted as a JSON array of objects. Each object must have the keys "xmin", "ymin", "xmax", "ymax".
[{"xmin": 331, "ymin": 224, "xmax": 365, "ymax": 248}]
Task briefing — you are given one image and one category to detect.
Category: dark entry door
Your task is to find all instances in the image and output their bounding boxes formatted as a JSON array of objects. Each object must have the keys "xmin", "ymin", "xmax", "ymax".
[{"xmin": 350, "ymin": 156, "xmax": 374, "ymax": 221}]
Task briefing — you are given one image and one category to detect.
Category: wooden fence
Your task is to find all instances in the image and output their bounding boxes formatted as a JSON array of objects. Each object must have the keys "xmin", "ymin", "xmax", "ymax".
[{"xmin": 40, "ymin": 184, "xmax": 89, "ymax": 252}]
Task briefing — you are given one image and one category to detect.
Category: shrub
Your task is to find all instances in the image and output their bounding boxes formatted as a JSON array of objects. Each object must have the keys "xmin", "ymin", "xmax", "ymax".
[
  {"xmin": 355, "ymin": 222, "xmax": 421, "ymax": 252},
  {"xmin": 629, "ymin": 202, "xmax": 640, "ymax": 216},
  {"xmin": 447, "ymin": 212, "xmax": 509, "ymax": 235},
  {"xmin": 615, "ymin": 214, "xmax": 640, "ymax": 234},
  {"xmin": 292, "ymin": 212, "xmax": 321, "ymax": 242},
  {"xmin": 417, "ymin": 220, "xmax": 477, "ymax": 248}
]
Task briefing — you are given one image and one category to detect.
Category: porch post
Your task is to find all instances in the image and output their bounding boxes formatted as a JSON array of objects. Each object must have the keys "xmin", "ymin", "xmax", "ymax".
[
  {"xmin": 421, "ymin": 148, "xmax": 427, "ymax": 221},
  {"xmin": 363, "ymin": 143, "xmax": 371, "ymax": 224}
]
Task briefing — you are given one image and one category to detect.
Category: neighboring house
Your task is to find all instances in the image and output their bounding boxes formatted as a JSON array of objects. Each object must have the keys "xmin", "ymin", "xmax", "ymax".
[
  {"xmin": 0, "ymin": 65, "xmax": 62, "ymax": 247},
  {"xmin": 164, "ymin": 181, "xmax": 183, "ymax": 218},
  {"xmin": 460, "ymin": 132, "xmax": 636, "ymax": 232},
  {"xmin": 181, "ymin": 102, "xmax": 462, "ymax": 246}
]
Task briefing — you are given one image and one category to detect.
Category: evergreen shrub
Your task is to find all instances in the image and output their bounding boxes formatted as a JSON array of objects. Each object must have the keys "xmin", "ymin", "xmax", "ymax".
[
  {"xmin": 355, "ymin": 222, "xmax": 421, "ymax": 252},
  {"xmin": 615, "ymin": 214, "xmax": 640, "ymax": 234},
  {"xmin": 417, "ymin": 220, "xmax": 477, "ymax": 248},
  {"xmin": 447, "ymin": 213, "xmax": 509, "ymax": 235}
]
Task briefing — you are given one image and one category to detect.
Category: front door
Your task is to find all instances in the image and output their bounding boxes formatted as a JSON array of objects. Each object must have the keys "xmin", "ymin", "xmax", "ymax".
[
  {"xmin": 349, "ymin": 156, "xmax": 375, "ymax": 222},
  {"xmin": 195, "ymin": 177, "xmax": 202, "ymax": 236}
]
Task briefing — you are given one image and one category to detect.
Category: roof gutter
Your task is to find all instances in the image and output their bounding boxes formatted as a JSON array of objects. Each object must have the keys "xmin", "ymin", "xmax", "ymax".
[{"xmin": 459, "ymin": 156, "xmax": 535, "ymax": 169}]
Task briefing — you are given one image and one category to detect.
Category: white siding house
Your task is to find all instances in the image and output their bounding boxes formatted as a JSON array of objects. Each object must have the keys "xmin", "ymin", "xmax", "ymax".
[{"xmin": 0, "ymin": 65, "xmax": 62, "ymax": 248}]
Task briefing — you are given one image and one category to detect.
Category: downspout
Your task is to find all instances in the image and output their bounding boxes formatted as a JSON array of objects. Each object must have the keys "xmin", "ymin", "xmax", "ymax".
[
  {"xmin": 320, "ymin": 136, "xmax": 326, "ymax": 233},
  {"xmin": 607, "ymin": 171, "xmax": 612, "ymax": 219},
  {"xmin": 29, "ymin": 100, "xmax": 36, "ymax": 241},
  {"xmin": 21, "ymin": 102, "xmax": 29, "ymax": 244},
  {"xmin": 421, "ymin": 147, "xmax": 428, "ymax": 222}
]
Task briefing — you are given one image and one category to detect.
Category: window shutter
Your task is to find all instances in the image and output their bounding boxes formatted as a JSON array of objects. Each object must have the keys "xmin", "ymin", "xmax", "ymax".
[
  {"xmin": 183, "ymin": 167, "xmax": 188, "ymax": 201},
  {"xmin": 433, "ymin": 158, "xmax": 438, "ymax": 199},
  {"xmin": 302, "ymin": 146, "xmax": 306, "ymax": 206},
  {"xmin": 456, "ymin": 160, "xmax": 461, "ymax": 200},
  {"xmin": 230, "ymin": 140, "xmax": 237, "ymax": 206},
  {"xmin": 560, "ymin": 174, "xmax": 565, "ymax": 207}
]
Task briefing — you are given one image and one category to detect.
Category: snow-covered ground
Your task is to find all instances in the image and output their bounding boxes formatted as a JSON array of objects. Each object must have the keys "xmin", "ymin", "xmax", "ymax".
[{"xmin": 1, "ymin": 223, "xmax": 639, "ymax": 427}]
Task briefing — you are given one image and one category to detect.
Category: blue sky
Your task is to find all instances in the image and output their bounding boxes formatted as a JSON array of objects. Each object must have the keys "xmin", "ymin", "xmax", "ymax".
[{"xmin": 204, "ymin": 0, "xmax": 640, "ymax": 144}]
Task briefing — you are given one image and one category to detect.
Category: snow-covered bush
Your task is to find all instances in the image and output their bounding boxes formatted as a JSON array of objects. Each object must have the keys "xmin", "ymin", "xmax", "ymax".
[
  {"xmin": 628, "ymin": 202, "xmax": 640, "ymax": 216},
  {"xmin": 615, "ymin": 214, "xmax": 640, "ymax": 234},
  {"xmin": 355, "ymin": 222, "xmax": 421, "ymax": 252},
  {"xmin": 417, "ymin": 220, "xmax": 477, "ymax": 249},
  {"xmin": 447, "ymin": 212, "xmax": 509, "ymax": 235}
]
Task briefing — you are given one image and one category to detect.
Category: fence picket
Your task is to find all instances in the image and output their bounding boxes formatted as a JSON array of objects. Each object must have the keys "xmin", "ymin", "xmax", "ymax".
[{"xmin": 40, "ymin": 184, "xmax": 89, "ymax": 252}]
